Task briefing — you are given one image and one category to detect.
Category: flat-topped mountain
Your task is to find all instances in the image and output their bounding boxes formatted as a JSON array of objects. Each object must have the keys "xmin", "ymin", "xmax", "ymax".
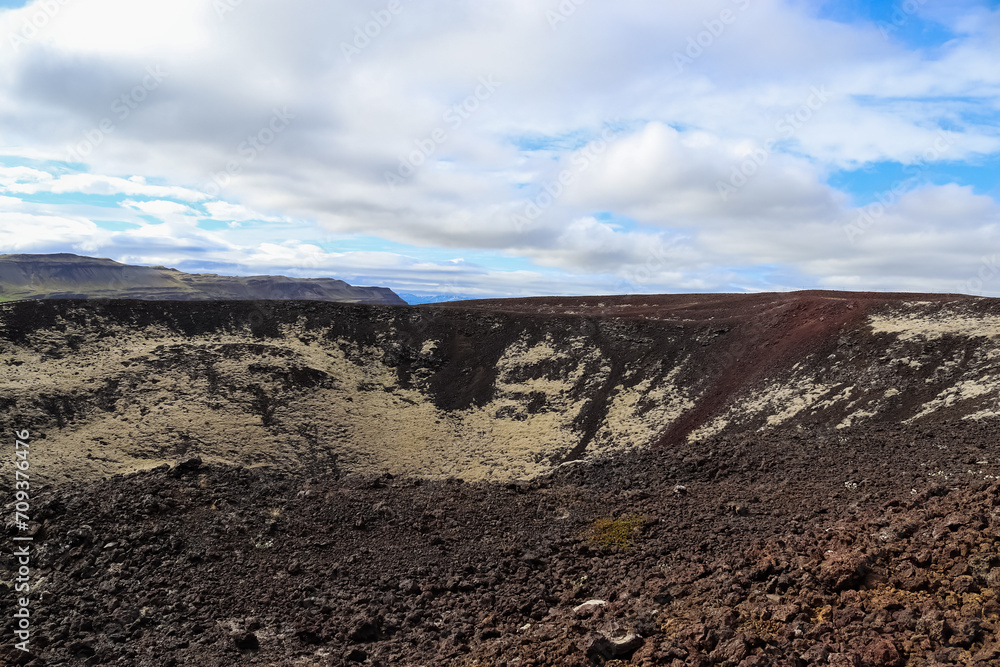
[{"xmin": 0, "ymin": 253, "xmax": 405, "ymax": 304}]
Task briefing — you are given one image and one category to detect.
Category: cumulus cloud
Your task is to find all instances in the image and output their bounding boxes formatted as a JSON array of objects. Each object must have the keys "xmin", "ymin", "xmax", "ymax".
[
  {"xmin": 0, "ymin": 212, "xmax": 108, "ymax": 252},
  {"xmin": 2, "ymin": 171, "xmax": 208, "ymax": 201},
  {"xmin": 203, "ymin": 201, "xmax": 287, "ymax": 223},
  {"xmin": 121, "ymin": 199, "xmax": 196, "ymax": 218}
]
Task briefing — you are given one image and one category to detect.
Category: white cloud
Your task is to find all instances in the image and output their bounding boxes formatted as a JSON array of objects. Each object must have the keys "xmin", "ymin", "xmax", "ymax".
[
  {"xmin": 563, "ymin": 122, "xmax": 843, "ymax": 224},
  {"xmin": 0, "ymin": 213, "xmax": 108, "ymax": 252},
  {"xmin": 0, "ymin": 166, "xmax": 52, "ymax": 187},
  {"xmin": 0, "ymin": 195, "xmax": 25, "ymax": 210},
  {"xmin": 203, "ymin": 201, "xmax": 287, "ymax": 223},
  {"xmin": 121, "ymin": 199, "xmax": 196, "ymax": 218},
  {"xmin": 3, "ymin": 172, "xmax": 208, "ymax": 201}
]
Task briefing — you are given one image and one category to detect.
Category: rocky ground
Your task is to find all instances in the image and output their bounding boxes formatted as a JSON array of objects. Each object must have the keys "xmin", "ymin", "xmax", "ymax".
[
  {"xmin": 5, "ymin": 292, "xmax": 1000, "ymax": 665},
  {"xmin": 4, "ymin": 417, "xmax": 1000, "ymax": 666}
]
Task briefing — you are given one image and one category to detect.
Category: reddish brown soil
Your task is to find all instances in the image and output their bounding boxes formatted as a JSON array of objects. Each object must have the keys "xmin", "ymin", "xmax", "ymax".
[{"xmin": 437, "ymin": 291, "xmax": 968, "ymax": 320}]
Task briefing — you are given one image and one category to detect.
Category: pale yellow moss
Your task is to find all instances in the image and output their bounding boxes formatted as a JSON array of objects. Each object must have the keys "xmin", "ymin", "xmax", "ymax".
[{"xmin": 1, "ymin": 316, "xmax": 695, "ymax": 483}]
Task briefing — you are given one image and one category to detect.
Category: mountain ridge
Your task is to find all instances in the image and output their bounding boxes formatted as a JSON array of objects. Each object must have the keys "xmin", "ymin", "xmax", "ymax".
[{"xmin": 0, "ymin": 253, "xmax": 405, "ymax": 304}]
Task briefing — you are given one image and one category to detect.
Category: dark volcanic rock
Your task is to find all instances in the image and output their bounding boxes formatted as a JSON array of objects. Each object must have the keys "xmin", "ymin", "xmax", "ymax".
[
  {"xmin": 3, "ymin": 292, "xmax": 1000, "ymax": 664},
  {"xmin": 2, "ymin": 445, "xmax": 1000, "ymax": 665}
]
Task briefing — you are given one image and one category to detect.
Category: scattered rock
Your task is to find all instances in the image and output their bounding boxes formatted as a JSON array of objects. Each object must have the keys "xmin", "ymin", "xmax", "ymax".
[
  {"xmin": 584, "ymin": 630, "xmax": 643, "ymax": 659},
  {"xmin": 232, "ymin": 632, "xmax": 259, "ymax": 651},
  {"xmin": 174, "ymin": 455, "xmax": 202, "ymax": 473},
  {"xmin": 572, "ymin": 599, "xmax": 607, "ymax": 616},
  {"xmin": 860, "ymin": 638, "xmax": 901, "ymax": 667}
]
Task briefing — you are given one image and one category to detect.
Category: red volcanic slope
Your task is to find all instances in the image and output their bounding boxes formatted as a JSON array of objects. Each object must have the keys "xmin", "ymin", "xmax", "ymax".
[
  {"xmin": 439, "ymin": 291, "xmax": 975, "ymax": 445},
  {"xmin": 437, "ymin": 290, "xmax": 969, "ymax": 320}
]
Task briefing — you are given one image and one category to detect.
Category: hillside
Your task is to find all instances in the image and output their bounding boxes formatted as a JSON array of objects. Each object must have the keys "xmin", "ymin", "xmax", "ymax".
[
  {"xmin": 0, "ymin": 253, "xmax": 404, "ymax": 305},
  {"xmin": 4, "ymin": 292, "xmax": 1000, "ymax": 666}
]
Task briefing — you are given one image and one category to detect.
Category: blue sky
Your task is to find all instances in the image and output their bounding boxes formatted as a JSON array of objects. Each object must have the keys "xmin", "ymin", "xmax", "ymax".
[
  {"xmin": 818, "ymin": 0, "xmax": 959, "ymax": 48},
  {"xmin": 0, "ymin": 0, "xmax": 998, "ymax": 299}
]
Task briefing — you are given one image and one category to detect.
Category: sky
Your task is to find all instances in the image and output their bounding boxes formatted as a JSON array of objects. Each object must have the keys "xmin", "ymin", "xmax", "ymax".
[{"xmin": 0, "ymin": 0, "xmax": 998, "ymax": 300}]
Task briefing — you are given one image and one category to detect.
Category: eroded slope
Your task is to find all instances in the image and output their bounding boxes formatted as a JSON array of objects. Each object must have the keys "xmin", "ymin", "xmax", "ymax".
[{"xmin": 0, "ymin": 300, "xmax": 703, "ymax": 483}]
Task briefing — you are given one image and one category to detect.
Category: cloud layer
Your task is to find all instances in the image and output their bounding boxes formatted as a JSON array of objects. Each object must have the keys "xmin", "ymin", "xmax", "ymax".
[{"xmin": 0, "ymin": 0, "xmax": 998, "ymax": 297}]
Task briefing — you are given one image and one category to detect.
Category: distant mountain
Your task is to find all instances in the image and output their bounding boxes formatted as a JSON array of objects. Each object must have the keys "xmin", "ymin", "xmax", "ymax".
[
  {"xmin": 396, "ymin": 292, "xmax": 479, "ymax": 305},
  {"xmin": 0, "ymin": 253, "xmax": 405, "ymax": 305}
]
